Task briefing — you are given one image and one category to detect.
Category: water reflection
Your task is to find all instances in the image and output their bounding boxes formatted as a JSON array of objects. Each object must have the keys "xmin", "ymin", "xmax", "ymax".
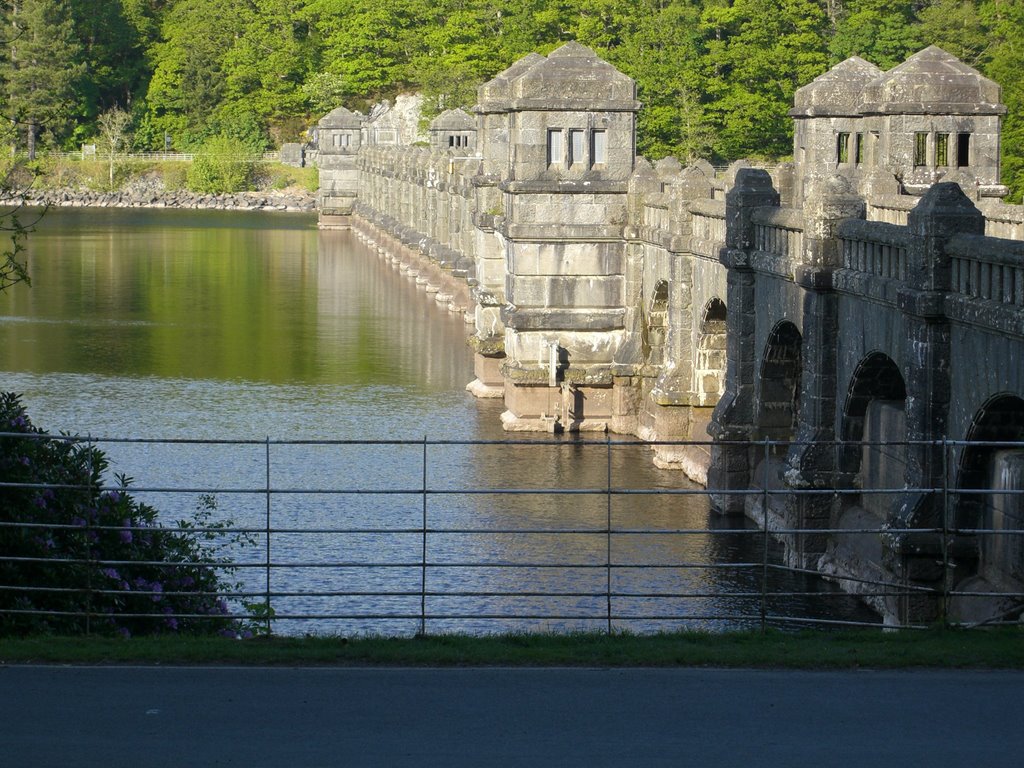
[{"xmin": 0, "ymin": 209, "xmax": 878, "ymax": 634}]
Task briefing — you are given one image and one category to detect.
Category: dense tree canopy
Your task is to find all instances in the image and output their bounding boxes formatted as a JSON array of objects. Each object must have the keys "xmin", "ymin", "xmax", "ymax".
[{"xmin": 0, "ymin": 0, "xmax": 1021, "ymax": 198}]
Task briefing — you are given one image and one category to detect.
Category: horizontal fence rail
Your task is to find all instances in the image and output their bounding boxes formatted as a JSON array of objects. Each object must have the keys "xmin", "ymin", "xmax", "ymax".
[
  {"xmin": 2, "ymin": 434, "xmax": 1023, "ymax": 637},
  {"xmin": 51, "ymin": 151, "xmax": 281, "ymax": 162}
]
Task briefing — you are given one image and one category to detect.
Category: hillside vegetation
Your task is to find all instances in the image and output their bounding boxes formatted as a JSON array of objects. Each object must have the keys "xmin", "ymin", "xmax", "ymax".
[{"xmin": 1, "ymin": 1, "xmax": 1022, "ymax": 200}]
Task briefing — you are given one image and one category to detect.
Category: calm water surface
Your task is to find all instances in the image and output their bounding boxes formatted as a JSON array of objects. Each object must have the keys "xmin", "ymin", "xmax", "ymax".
[{"xmin": 0, "ymin": 208, "xmax": 875, "ymax": 633}]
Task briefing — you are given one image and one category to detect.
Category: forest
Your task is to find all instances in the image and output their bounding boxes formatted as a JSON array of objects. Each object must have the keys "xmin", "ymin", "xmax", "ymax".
[{"xmin": 1, "ymin": 0, "xmax": 1022, "ymax": 200}]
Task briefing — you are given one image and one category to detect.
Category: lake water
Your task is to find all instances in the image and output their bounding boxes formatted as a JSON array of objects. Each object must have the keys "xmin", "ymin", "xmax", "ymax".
[{"xmin": 0, "ymin": 208, "xmax": 877, "ymax": 634}]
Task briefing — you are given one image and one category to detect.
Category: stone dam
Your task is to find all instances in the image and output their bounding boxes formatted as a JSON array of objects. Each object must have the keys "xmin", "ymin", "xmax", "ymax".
[{"xmin": 310, "ymin": 42, "xmax": 1024, "ymax": 626}]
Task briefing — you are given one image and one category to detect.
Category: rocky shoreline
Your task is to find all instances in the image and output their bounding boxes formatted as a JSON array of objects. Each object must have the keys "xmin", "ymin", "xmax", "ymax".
[{"xmin": 1, "ymin": 187, "xmax": 317, "ymax": 213}]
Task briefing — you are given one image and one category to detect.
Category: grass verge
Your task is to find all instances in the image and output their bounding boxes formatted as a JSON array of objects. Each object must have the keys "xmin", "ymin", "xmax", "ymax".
[{"xmin": 2, "ymin": 628, "xmax": 1022, "ymax": 668}]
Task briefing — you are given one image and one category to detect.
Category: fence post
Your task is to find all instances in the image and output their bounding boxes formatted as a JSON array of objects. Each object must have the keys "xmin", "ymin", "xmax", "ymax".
[
  {"xmin": 421, "ymin": 435, "xmax": 428, "ymax": 637},
  {"xmin": 941, "ymin": 437, "xmax": 951, "ymax": 628},
  {"xmin": 606, "ymin": 434, "xmax": 612, "ymax": 635},
  {"xmin": 760, "ymin": 437, "xmax": 770, "ymax": 634},
  {"xmin": 265, "ymin": 436, "xmax": 272, "ymax": 637},
  {"xmin": 85, "ymin": 435, "xmax": 96, "ymax": 637}
]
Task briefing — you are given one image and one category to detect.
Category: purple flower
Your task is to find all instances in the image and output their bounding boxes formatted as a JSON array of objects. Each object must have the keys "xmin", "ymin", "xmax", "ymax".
[
  {"xmin": 117, "ymin": 626, "xmax": 131, "ymax": 639},
  {"xmin": 150, "ymin": 582, "xmax": 163, "ymax": 602},
  {"xmin": 20, "ymin": 456, "xmax": 30, "ymax": 467},
  {"xmin": 100, "ymin": 567, "xmax": 120, "ymax": 580},
  {"xmin": 166, "ymin": 617, "xmax": 179, "ymax": 631}
]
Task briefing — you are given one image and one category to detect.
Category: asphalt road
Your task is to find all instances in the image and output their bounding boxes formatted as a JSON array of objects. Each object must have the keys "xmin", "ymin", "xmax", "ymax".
[{"xmin": 2, "ymin": 665, "xmax": 1021, "ymax": 767}]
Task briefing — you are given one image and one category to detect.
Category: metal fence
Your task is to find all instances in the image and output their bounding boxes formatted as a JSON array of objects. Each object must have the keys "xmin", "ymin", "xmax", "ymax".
[
  {"xmin": 51, "ymin": 151, "xmax": 281, "ymax": 162},
  {"xmin": 1, "ymin": 433, "xmax": 1022, "ymax": 636}
]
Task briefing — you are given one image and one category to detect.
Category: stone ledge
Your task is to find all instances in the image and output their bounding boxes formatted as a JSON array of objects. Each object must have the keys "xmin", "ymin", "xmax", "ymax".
[{"xmin": 502, "ymin": 307, "xmax": 626, "ymax": 331}]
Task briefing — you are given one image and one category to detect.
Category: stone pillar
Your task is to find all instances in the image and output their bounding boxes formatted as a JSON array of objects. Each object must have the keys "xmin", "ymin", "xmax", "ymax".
[
  {"xmin": 651, "ymin": 163, "xmax": 717, "ymax": 479},
  {"xmin": 784, "ymin": 177, "xmax": 865, "ymax": 566},
  {"xmin": 886, "ymin": 183, "xmax": 985, "ymax": 623},
  {"xmin": 708, "ymin": 169, "xmax": 779, "ymax": 514}
]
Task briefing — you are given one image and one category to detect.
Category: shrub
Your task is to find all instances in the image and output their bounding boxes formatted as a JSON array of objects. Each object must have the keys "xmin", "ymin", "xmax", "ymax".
[
  {"xmin": 186, "ymin": 135, "xmax": 257, "ymax": 194},
  {"xmin": 259, "ymin": 163, "xmax": 319, "ymax": 193},
  {"xmin": 0, "ymin": 392, "xmax": 245, "ymax": 637},
  {"xmin": 161, "ymin": 162, "xmax": 188, "ymax": 192}
]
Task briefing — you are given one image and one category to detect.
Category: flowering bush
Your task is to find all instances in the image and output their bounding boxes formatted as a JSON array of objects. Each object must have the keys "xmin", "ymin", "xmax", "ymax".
[{"xmin": 0, "ymin": 392, "xmax": 243, "ymax": 636}]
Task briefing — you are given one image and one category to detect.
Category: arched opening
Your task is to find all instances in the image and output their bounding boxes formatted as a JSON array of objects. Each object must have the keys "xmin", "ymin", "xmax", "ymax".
[
  {"xmin": 827, "ymin": 354, "xmax": 908, "ymax": 600},
  {"xmin": 952, "ymin": 394, "xmax": 1024, "ymax": 622},
  {"xmin": 838, "ymin": 352, "xmax": 907, "ymax": 517},
  {"xmin": 696, "ymin": 298, "xmax": 727, "ymax": 404},
  {"xmin": 747, "ymin": 321, "xmax": 802, "ymax": 524},
  {"xmin": 756, "ymin": 321, "xmax": 802, "ymax": 450},
  {"xmin": 642, "ymin": 280, "xmax": 670, "ymax": 367}
]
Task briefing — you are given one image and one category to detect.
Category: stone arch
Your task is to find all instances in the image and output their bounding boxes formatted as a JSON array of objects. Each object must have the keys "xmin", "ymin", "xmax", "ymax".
[
  {"xmin": 696, "ymin": 298, "xmax": 727, "ymax": 403},
  {"xmin": 838, "ymin": 352, "xmax": 907, "ymax": 484},
  {"xmin": 756, "ymin": 320, "xmax": 802, "ymax": 449},
  {"xmin": 642, "ymin": 279, "xmax": 670, "ymax": 366},
  {"xmin": 951, "ymin": 394, "xmax": 1024, "ymax": 619}
]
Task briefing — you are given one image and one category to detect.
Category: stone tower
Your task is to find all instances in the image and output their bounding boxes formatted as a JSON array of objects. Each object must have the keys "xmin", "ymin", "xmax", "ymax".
[
  {"xmin": 791, "ymin": 46, "xmax": 1007, "ymax": 203},
  {"xmin": 428, "ymin": 108, "xmax": 477, "ymax": 152},
  {"xmin": 474, "ymin": 42, "xmax": 641, "ymax": 431},
  {"xmin": 317, "ymin": 106, "xmax": 364, "ymax": 228}
]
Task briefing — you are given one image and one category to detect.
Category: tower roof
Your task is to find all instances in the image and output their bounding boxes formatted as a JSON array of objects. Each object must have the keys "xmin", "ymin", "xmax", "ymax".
[
  {"xmin": 318, "ymin": 106, "xmax": 363, "ymax": 129},
  {"xmin": 862, "ymin": 46, "xmax": 1005, "ymax": 115},
  {"xmin": 790, "ymin": 57, "xmax": 884, "ymax": 117},
  {"xmin": 477, "ymin": 42, "xmax": 639, "ymax": 112},
  {"xmin": 430, "ymin": 108, "xmax": 475, "ymax": 131}
]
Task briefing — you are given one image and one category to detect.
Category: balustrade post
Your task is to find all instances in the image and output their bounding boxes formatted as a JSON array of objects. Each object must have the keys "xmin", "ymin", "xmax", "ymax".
[
  {"xmin": 708, "ymin": 169, "xmax": 778, "ymax": 515},
  {"xmin": 784, "ymin": 177, "xmax": 864, "ymax": 568},
  {"xmin": 886, "ymin": 184, "xmax": 984, "ymax": 624}
]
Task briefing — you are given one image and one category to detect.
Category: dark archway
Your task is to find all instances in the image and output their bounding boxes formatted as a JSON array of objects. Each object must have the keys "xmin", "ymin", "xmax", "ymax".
[
  {"xmin": 948, "ymin": 394, "xmax": 1024, "ymax": 621},
  {"xmin": 642, "ymin": 279, "xmax": 669, "ymax": 367},
  {"xmin": 838, "ymin": 352, "xmax": 907, "ymax": 492},
  {"xmin": 756, "ymin": 321, "xmax": 802, "ymax": 450},
  {"xmin": 835, "ymin": 352, "xmax": 907, "ymax": 525},
  {"xmin": 956, "ymin": 394, "xmax": 1024, "ymax": 586},
  {"xmin": 696, "ymin": 298, "xmax": 727, "ymax": 402}
]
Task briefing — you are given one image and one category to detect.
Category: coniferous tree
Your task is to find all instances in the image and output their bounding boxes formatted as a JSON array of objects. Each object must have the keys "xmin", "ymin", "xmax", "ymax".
[
  {"xmin": 2, "ymin": 0, "xmax": 86, "ymax": 157},
  {"xmin": 829, "ymin": 0, "xmax": 920, "ymax": 69}
]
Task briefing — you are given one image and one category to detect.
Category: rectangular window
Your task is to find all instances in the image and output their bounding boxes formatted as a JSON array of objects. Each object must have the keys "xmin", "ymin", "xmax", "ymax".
[
  {"xmin": 854, "ymin": 133, "xmax": 864, "ymax": 165},
  {"xmin": 448, "ymin": 135, "xmax": 456, "ymax": 148},
  {"xmin": 591, "ymin": 129, "xmax": 607, "ymax": 166},
  {"xmin": 547, "ymin": 129, "xmax": 564, "ymax": 166},
  {"xmin": 569, "ymin": 129, "xmax": 586, "ymax": 166},
  {"xmin": 837, "ymin": 132, "xmax": 850, "ymax": 164},
  {"xmin": 936, "ymin": 133, "xmax": 949, "ymax": 166},
  {"xmin": 957, "ymin": 133, "xmax": 971, "ymax": 167},
  {"xmin": 914, "ymin": 132, "xmax": 928, "ymax": 167},
  {"xmin": 341, "ymin": 133, "xmax": 350, "ymax": 148}
]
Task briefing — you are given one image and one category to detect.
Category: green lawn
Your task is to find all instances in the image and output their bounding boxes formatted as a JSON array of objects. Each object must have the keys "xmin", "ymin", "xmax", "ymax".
[{"xmin": 3, "ymin": 628, "xmax": 1022, "ymax": 668}]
